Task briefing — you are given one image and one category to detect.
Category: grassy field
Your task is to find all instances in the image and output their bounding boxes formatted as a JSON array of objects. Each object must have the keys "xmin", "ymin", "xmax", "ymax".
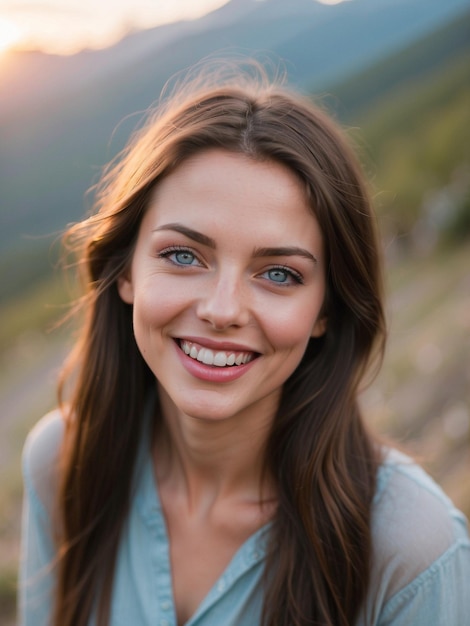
[{"xmin": 0, "ymin": 240, "xmax": 469, "ymax": 624}]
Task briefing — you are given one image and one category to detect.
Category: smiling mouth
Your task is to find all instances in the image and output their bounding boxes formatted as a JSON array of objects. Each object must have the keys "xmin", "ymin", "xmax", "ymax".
[{"xmin": 178, "ymin": 340, "xmax": 258, "ymax": 368}]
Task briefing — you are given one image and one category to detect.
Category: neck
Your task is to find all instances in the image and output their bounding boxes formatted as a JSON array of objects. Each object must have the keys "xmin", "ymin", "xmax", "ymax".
[{"xmin": 154, "ymin": 387, "xmax": 277, "ymax": 512}]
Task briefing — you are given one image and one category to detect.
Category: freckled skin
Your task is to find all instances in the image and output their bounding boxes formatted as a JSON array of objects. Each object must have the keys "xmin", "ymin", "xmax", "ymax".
[{"xmin": 118, "ymin": 149, "xmax": 326, "ymax": 426}]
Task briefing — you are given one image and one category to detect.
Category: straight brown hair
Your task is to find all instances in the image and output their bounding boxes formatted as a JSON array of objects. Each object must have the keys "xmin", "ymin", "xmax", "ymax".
[{"xmin": 56, "ymin": 62, "xmax": 386, "ymax": 626}]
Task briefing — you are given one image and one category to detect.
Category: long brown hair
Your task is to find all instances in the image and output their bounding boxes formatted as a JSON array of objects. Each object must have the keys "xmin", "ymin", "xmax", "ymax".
[{"xmin": 56, "ymin": 62, "xmax": 386, "ymax": 626}]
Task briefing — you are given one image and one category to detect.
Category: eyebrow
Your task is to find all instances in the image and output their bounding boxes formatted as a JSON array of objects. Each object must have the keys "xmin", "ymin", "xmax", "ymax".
[
  {"xmin": 253, "ymin": 246, "xmax": 317, "ymax": 264},
  {"xmin": 153, "ymin": 223, "xmax": 317, "ymax": 264},
  {"xmin": 153, "ymin": 223, "xmax": 216, "ymax": 247}
]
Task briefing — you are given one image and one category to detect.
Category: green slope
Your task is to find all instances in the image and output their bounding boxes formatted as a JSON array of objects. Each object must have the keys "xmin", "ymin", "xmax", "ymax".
[
  {"xmin": 359, "ymin": 53, "xmax": 470, "ymax": 238},
  {"xmin": 312, "ymin": 11, "xmax": 470, "ymax": 242},
  {"xmin": 320, "ymin": 9, "xmax": 470, "ymax": 122}
]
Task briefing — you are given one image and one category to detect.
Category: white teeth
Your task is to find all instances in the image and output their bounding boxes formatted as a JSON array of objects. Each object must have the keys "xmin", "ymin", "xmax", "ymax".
[
  {"xmin": 180, "ymin": 341, "xmax": 254, "ymax": 367},
  {"xmin": 202, "ymin": 350, "xmax": 214, "ymax": 365},
  {"xmin": 213, "ymin": 352, "xmax": 227, "ymax": 367}
]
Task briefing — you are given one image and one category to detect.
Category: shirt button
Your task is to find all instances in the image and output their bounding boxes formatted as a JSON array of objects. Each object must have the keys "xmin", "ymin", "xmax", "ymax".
[
  {"xmin": 252, "ymin": 551, "xmax": 260, "ymax": 560},
  {"xmin": 160, "ymin": 620, "xmax": 170, "ymax": 626},
  {"xmin": 217, "ymin": 579, "xmax": 226, "ymax": 592},
  {"xmin": 160, "ymin": 601, "xmax": 171, "ymax": 611}
]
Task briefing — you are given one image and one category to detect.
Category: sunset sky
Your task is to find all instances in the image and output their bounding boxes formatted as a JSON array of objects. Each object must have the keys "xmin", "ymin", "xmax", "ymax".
[{"xmin": 0, "ymin": 0, "xmax": 347, "ymax": 55}]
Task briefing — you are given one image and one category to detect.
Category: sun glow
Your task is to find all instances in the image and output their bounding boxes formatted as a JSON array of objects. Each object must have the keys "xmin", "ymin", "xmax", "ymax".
[
  {"xmin": 0, "ymin": 16, "xmax": 22, "ymax": 53},
  {"xmin": 0, "ymin": 0, "xmax": 350, "ymax": 56},
  {"xmin": 1, "ymin": 1, "xmax": 230, "ymax": 55}
]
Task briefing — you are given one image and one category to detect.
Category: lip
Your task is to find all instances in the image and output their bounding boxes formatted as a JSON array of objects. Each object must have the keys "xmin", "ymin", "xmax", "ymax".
[{"xmin": 173, "ymin": 338, "xmax": 259, "ymax": 383}]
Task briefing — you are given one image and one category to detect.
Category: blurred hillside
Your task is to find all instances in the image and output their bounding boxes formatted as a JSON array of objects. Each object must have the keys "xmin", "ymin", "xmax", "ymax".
[
  {"xmin": 0, "ymin": 1, "xmax": 469, "ymax": 623},
  {"xmin": 327, "ymin": 8, "xmax": 470, "ymax": 249}
]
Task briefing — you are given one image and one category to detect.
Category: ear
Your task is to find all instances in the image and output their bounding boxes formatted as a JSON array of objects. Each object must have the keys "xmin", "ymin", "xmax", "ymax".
[
  {"xmin": 311, "ymin": 316, "xmax": 327, "ymax": 338},
  {"xmin": 117, "ymin": 272, "xmax": 134, "ymax": 304}
]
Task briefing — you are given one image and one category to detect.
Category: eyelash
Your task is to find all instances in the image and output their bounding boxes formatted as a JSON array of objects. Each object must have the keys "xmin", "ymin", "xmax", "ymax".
[
  {"xmin": 157, "ymin": 246, "xmax": 304, "ymax": 285},
  {"xmin": 158, "ymin": 245, "xmax": 202, "ymax": 265},
  {"xmin": 263, "ymin": 265, "xmax": 304, "ymax": 286}
]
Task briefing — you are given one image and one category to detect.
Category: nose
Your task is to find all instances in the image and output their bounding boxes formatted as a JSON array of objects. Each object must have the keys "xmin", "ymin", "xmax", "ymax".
[{"xmin": 196, "ymin": 271, "xmax": 250, "ymax": 330}]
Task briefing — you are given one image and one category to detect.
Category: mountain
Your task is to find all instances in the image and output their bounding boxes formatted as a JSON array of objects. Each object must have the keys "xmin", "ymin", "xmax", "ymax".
[
  {"xmin": 1, "ymin": 0, "xmax": 467, "ymax": 118},
  {"xmin": 0, "ymin": 0, "xmax": 469, "ymax": 300},
  {"xmin": 321, "ymin": 8, "xmax": 470, "ymax": 122}
]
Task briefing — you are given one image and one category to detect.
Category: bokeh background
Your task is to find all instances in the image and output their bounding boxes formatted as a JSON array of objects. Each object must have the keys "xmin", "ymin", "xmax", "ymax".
[{"xmin": 1, "ymin": 0, "xmax": 469, "ymax": 622}]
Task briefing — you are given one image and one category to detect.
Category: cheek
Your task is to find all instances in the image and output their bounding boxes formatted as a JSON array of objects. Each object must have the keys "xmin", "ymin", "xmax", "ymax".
[
  {"xmin": 272, "ymin": 322, "xmax": 314, "ymax": 355},
  {"xmin": 130, "ymin": 284, "xmax": 181, "ymax": 347},
  {"xmin": 263, "ymin": 295, "xmax": 325, "ymax": 351},
  {"xmin": 133, "ymin": 272, "xmax": 191, "ymax": 320}
]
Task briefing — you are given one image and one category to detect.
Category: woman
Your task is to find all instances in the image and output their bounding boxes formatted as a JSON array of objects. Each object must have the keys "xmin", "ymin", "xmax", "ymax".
[{"xmin": 20, "ymin": 65, "xmax": 469, "ymax": 626}]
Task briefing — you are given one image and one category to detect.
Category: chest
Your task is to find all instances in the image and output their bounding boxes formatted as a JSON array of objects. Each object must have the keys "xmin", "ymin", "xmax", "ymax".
[
  {"xmin": 160, "ymin": 490, "xmax": 274, "ymax": 625},
  {"xmin": 169, "ymin": 521, "xmax": 248, "ymax": 624}
]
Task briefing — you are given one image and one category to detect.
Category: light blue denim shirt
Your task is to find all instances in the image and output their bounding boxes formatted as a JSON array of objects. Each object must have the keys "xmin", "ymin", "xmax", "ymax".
[{"xmin": 19, "ymin": 411, "xmax": 470, "ymax": 625}]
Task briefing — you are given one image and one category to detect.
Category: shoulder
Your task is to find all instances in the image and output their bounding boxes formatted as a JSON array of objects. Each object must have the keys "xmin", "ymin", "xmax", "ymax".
[
  {"xmin": 369, "ymin": 448, "xmax": 470, "ymax": 608},
  {"xmin": 22, "ymin": 409, "xmax": 66, "ymax": 517}
]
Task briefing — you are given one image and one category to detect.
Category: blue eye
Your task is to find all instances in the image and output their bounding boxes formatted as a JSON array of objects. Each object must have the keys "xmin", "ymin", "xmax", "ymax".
[
  {"xmin": 158, "ymin": 246, "xmax": 201, "ymax": 266},
  {"xmin": 261, "ymin": 266, "xmax": 303, "ymax": 286},
  {"xmin": 174, "ymin": 250, "xmax": 196, "ymax": 265},
  {"xmin": 268, "ymin": 268, "xmax": 289, "ymax": 283}
]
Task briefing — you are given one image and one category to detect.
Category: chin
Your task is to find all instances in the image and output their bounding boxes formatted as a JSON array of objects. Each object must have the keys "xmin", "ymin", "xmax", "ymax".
[
  {"xmin": 159, "ymin": 386, "xmax": 240, "ymax": 423},
  {"xmin": 179, "ymin": 402, "xmax": 240, "ymax": 423}
]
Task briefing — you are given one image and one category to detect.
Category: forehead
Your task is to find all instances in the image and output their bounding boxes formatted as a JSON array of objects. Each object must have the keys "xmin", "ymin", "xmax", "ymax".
[
  {"xmin": 155, "ymin": 149, "xmax": 305, "ymax": 202},
  {"xmin": 142, "ymin": 149, "xmax": 323, "ymax": 252}
]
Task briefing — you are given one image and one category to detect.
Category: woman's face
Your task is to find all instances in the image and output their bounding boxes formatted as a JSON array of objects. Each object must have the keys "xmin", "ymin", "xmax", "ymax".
[{"xmin": 118, "ymin": 149, "xmax": 326, "ymax": 425}]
